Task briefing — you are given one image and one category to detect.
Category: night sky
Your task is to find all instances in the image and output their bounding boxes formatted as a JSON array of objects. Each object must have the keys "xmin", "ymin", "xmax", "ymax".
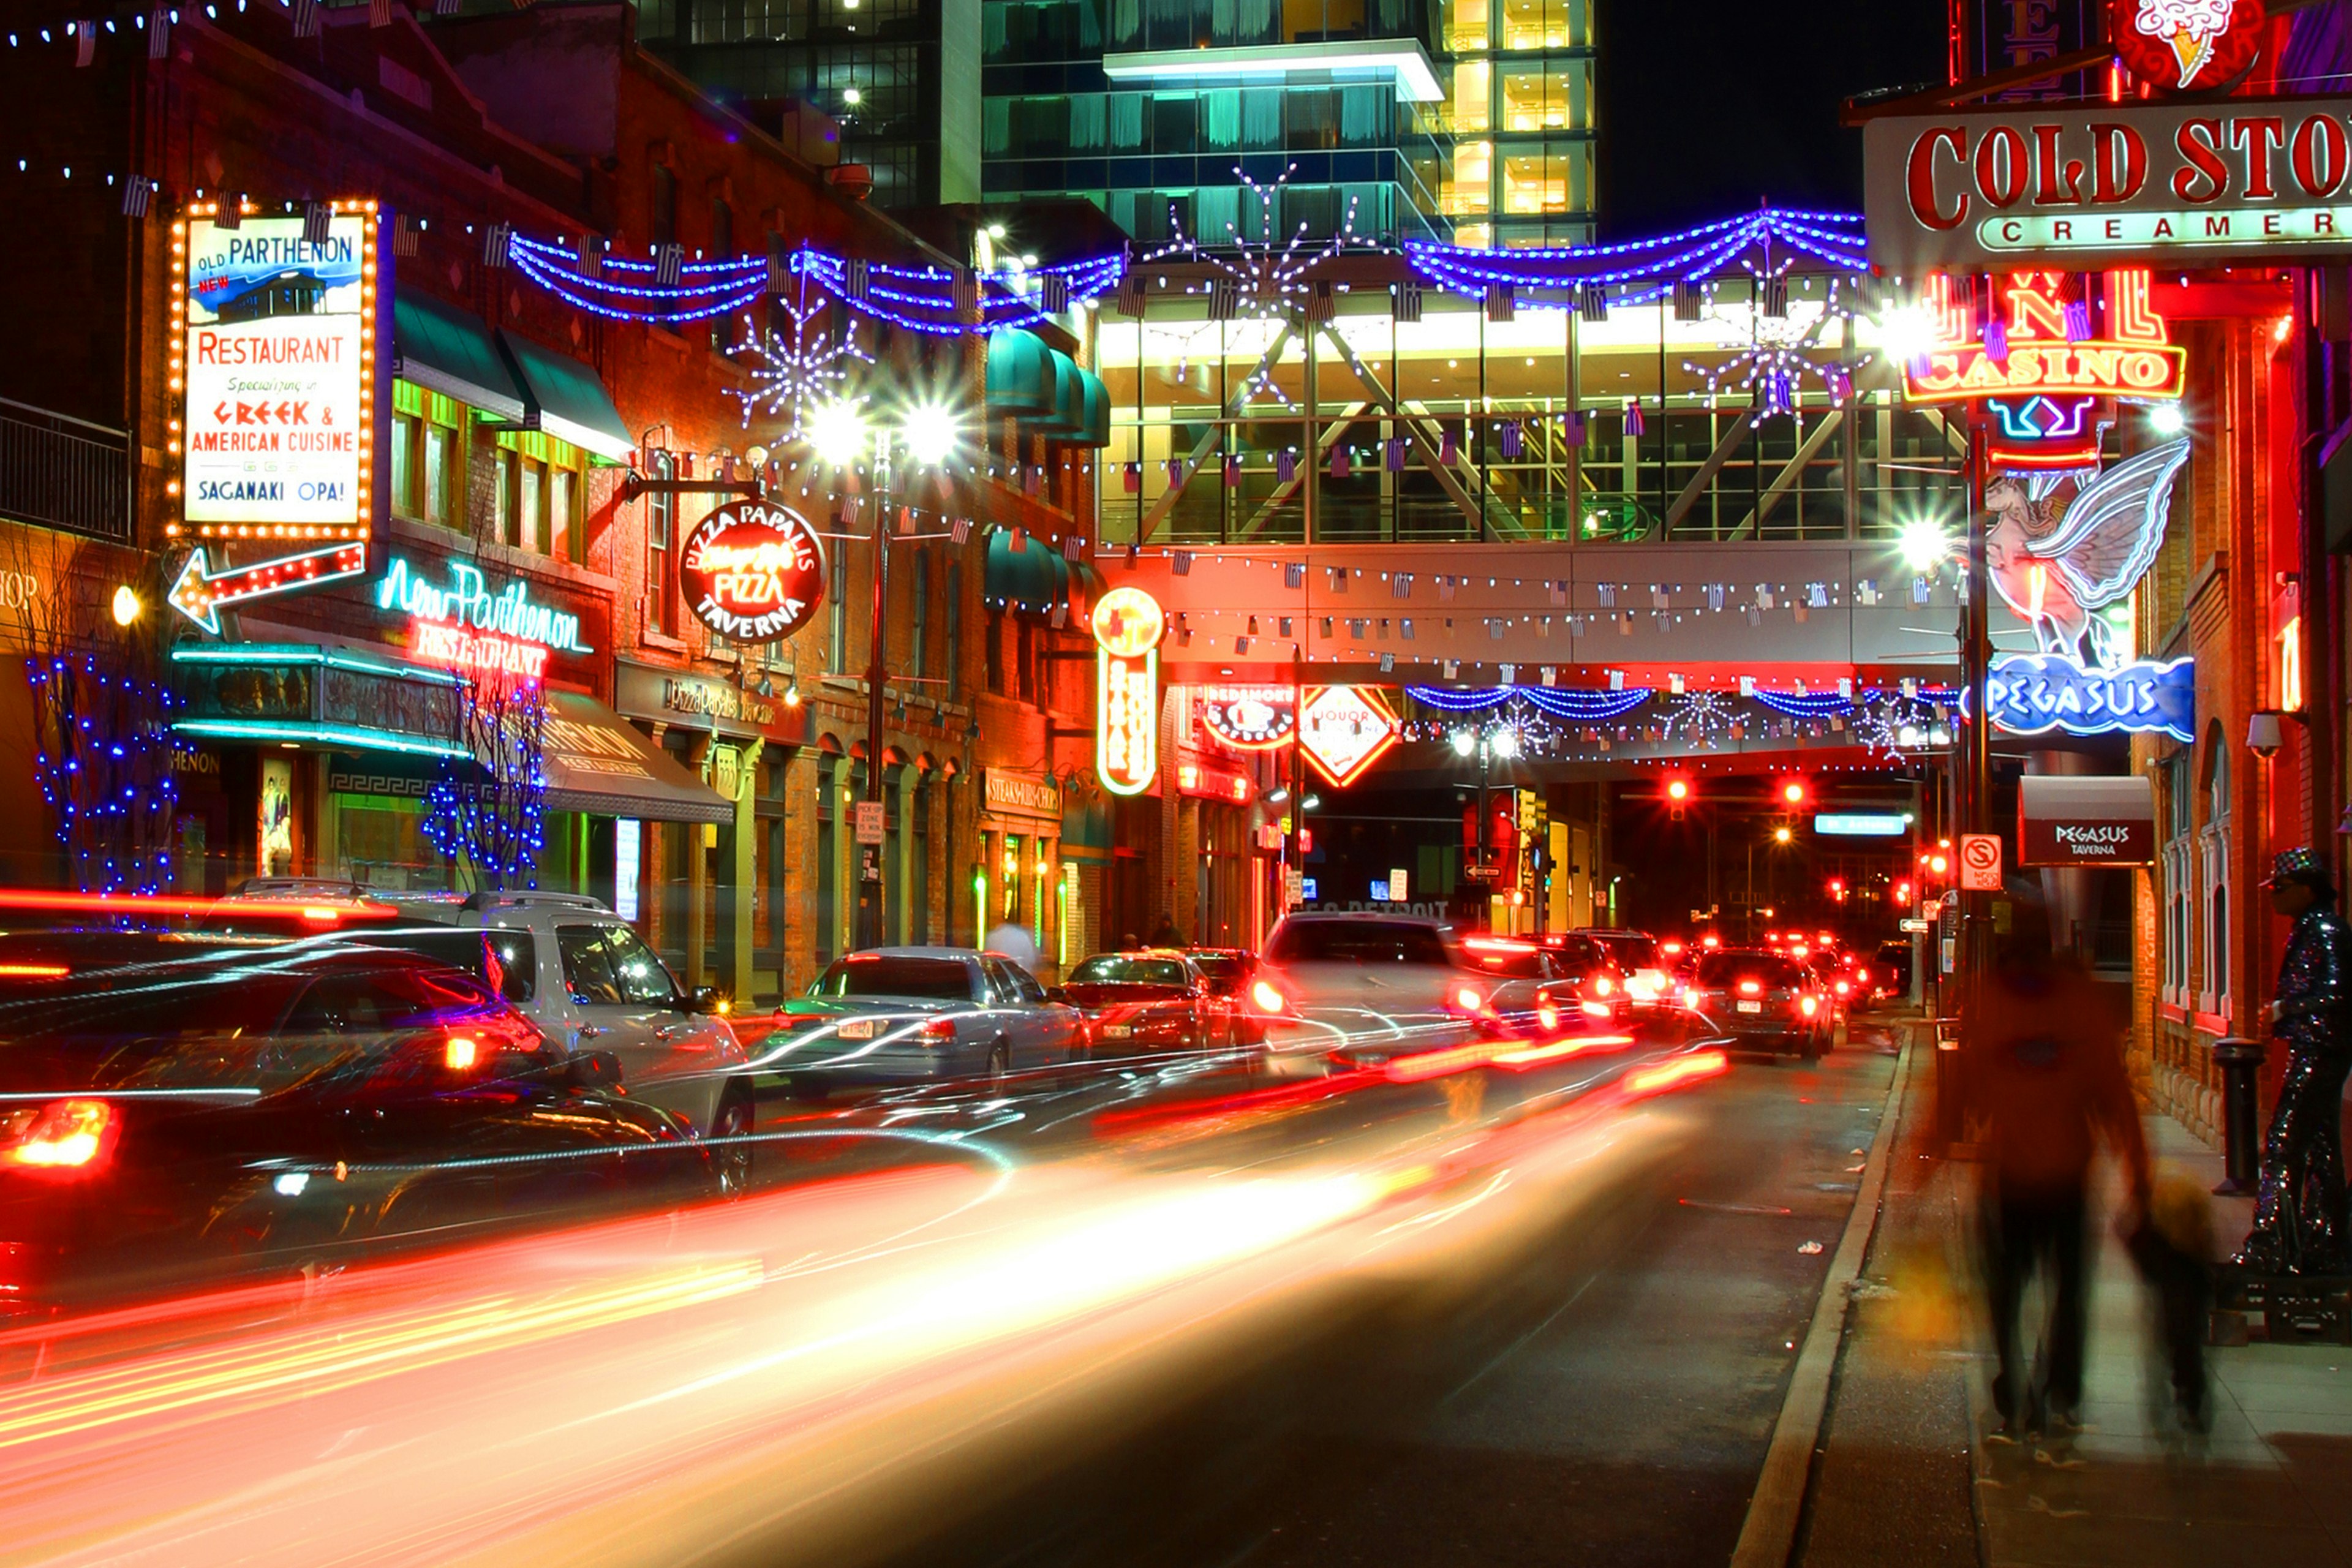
[{"xmin": 1595, "ymin": 1, "xmax": 1949, "ymax": 240}]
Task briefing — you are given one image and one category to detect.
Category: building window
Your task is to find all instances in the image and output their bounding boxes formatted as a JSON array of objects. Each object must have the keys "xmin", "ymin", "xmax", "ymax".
[
  {"xmin": 944, "ymin": 563, "xmax": 962, "ymax": 699},
  {"xmin": 2161, "ymin": 755, "xmax": 2192, "ymax": 1010},
  {"xmin": 492, "ymin": 448, "xmax": 516, "ymax": 547},
  {"xmin": 827, "ymin": 545, "xmax": 849, "ymax": 673},
  {"xmin": 910, "ymin": 550, "xmax": 930, "ymax": 680},
  {"xmin": 709, "ymin": 197, "xmax": 734, "ymax": 351},
  {"xmin": 2198, "ymin": 731, "xmax": 2233, "ymax": 1018},
  {"xmin": 986, "ymin": 610, "xmax": 1005, "ymax": 693},
  {"xmin": 551, "ymin": 467, "xmax": 580, "ymax": 565},
  {"xmin": 520, "ymin": 457, "xmax": 547, "ymax": 554},
  {"xmin": 391, "ymin": 410, "xmax": 417, "ymax": 515},
  {"xmin": 1016, "ymin": 618, "xmax": 1035, "ymax": 702},
  {"xmin": 650, "ymin": 161, "xmax": 677, "ymax": 246},
  {"xmin": 647, "ymin": 453, "xmax": 676, "ymax": 636},
  {"xmin": 910, "ymin": 773, "xmax": 931, "ymax": 945},
  {"xmin": 423, "ymin": 423, "xmax": 456, "ymax": 528}
]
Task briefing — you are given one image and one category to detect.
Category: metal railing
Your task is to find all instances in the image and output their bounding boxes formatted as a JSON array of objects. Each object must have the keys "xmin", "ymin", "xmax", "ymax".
[{"xmin": 0, "ymin": 396, "xmax": 131, "ymax": 543}]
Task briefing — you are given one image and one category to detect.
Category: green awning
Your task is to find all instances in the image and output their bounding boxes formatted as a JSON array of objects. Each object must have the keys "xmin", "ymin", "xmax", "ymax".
[
  {"xmin": 1079, "ymin": 368, "xmax": 1110, "ymax": 447},
  {"xmin": 985, "ymin": 527, "xmax": 1064, "ymax": 616},
  {"xmin": 1041, "ymin": 350, "xmax": 1084, "ymax": 441},
  {"xmin": 985, "ymin": 329, "xmax": 1054, "ymax": 417},
  {"xmin": 393, "ymin": 289, "xmax": 527, "ymax": 422},
  {"xmin": 498, "ymin": 330, "xmax": 635, "ymax": 464}
]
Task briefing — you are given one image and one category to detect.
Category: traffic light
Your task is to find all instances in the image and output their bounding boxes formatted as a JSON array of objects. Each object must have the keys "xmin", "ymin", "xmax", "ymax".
[
  {"xmin": 1828, "ymin": 877, "xmax": 1846, "ymax": 902},
  {"xmin": 1666, "ymin": 776, "xmax": 1691, "ymax": 820},
  {"xmin": 1778, "ymin": 777, "xmax": 1809, "ymax": 807},
  {"xmin": 1894, "ymin": 880, "xmax": 1912, "ymax": 903},
  {"xmin": 1773, "ymin": 824, "xmax": 1793, "ymax": 844}
]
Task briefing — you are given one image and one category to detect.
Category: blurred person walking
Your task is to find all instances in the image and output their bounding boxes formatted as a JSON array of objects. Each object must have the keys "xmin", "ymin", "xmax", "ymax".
[
  {"xmin": 1966, "ymin": 890, "xmax": 2150, "ymax": 1438},
  {"xmin": 2234, "ymin": 847, "xmax": 2352, "ymax": 1275}
]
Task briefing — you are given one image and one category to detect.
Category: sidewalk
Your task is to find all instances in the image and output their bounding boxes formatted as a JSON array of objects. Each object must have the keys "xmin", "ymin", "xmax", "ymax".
[{"xmin": 1801, "ymin": 1028, "xmax": 2352, "ymax": 1568}]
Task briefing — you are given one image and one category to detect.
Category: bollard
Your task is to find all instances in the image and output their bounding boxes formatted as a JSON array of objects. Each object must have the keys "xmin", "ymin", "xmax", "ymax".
[{"xmin": 2213, "ymin": 1037, "xmax": 2267, "ymax": 1197}]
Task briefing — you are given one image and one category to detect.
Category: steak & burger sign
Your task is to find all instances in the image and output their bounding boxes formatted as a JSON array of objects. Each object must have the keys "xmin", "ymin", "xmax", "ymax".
[{"xmin": 1865, "ymin": 96, "xmax": 2352, "ymax": 270}]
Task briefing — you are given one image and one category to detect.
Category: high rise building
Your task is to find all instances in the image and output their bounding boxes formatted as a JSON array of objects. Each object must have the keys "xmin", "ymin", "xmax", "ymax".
[
  {"xmin": 979, "ymin": 0, "xmax": 1594, "ymax": 250},
  {"xmin": 633, "ymin": 0, "xmax": 982, "ymax": 211}
]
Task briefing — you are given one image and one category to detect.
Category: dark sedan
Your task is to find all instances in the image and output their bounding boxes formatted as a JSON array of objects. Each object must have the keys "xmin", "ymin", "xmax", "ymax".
[
  {"xmin": 755, "ymin": 949, "xmax": 1085, "ymax": 1091},
  {"xmin": 0, "ymin": 937, "xmax": 714, "ymax": 1313},
  {"xmin": 1678, "ymin": 949, "xmax": 1828, "ymax": 1060},
  {"xmin": 1060, "ymin": 952, "xmax": 1231, "ymax": 1057}
]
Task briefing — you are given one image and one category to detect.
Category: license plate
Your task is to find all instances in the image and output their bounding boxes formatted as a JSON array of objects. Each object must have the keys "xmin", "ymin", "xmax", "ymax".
[
  {"xmin": 837, "ymin": 1018, "xmax": 876, "ymax": 1039},
  {"xmin": 1736, "ymin": 1000, "xmax": 1763, "ymax": 1014},
  {"xmin": 1101, "ymin": 1025, "xmax": 1133, "ymax": 1039}
]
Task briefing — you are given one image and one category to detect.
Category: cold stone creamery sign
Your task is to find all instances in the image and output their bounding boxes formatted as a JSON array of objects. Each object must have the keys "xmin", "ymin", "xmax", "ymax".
[
  {"xmin": 377, "ymin": 555, "xmax": 592, "ymax": 681},
  {"xmin": 1864, "ymin": 97, "xmax": 2352, "ymax": 271},
  {"xmin": 181, "ymin": 210, "xmax": 375, "ymax": 526}
]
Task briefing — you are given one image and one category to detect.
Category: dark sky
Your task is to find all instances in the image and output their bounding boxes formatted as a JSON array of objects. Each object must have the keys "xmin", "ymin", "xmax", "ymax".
[{"xmin": 1596, "ymin": 1, "xmax": 1948, "ymax": 239}]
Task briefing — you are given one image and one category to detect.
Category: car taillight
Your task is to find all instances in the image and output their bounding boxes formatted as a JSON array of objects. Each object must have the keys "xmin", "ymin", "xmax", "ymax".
[
  {"xmin": 1591, "ymin": 974, "xmax": 1614, "ymax": 997},
  {"xmin": 919, "ymin": 1017, "xmax": 956, "ymax": 1044},
  {"xmin": 445, "ymin": 1035, "xmax": 480, "ymax": 1071},
  {"xmin": 1682, "ymin": 987, "xmax": 1703, "ymax": 1009},
  {"xmin": 1738, "ymin": 979, "xmax": 1763, "ymax": 997},
  {"xmin": 1454, "ymin": 984, "xmax": 1486, "ymax": 1014},
  {"xmin": 1800, "ymin": 994, "xmax": 1820, "ymax": 1017},
  {"xmin": 1855, "ymin": 968, "xmax": 1869, "ymax": 985},
  {"xmin": 1250, "ymin": 979, "xmax": 1289, "ymax": 1015},
  {"xmin": 1834, "ymin": 979, "xmax": 1852, "ymax": 997},
  {"xmin": 1536, "ymin": 991, "xmax": 1561, "ymax": 1031},
  {"xmin": 5, "ymin": 1099, "xmax": 113, "ymax": 1170}
]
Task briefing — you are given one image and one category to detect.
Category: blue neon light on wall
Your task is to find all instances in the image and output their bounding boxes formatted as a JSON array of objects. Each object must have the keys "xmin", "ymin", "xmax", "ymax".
[{"xmin": 1985, "ymin": 654, "xmax": 2194, "ymax": 742}]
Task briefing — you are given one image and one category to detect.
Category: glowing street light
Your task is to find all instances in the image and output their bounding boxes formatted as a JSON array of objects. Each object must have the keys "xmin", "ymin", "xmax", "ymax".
[
  {"xmin": 1450, "ymin": 728, "xmax": 1477, "ymax": 757},
  {"xmin": 2146, "ymin": 402, "xmax": 2187, "ymax": 436},
  {"xmin": 900, "ymin": 402, "xmax": 962, "ymax": 467},
  {"xmin": 1773, "ymin": 824, "xmax": 1793, "ymax": 845},
  {"xmin": 1876, "ymin": 301, "xmax": 1939, "ymax": 364},
  {"xmin": 806, "ymin": 399, "xmax": 871, "ymax": 467},
  {"xmin": 1898, "ymin": 516, "xmax": 1953, "ymax": 572},
  {"xmin": 1491, "ymin": 728, "xmax": 1521, "ymax": 760}
]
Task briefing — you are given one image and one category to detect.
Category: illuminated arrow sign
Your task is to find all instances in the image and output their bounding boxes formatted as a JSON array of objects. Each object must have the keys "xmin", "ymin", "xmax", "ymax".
[{"xmin": 168, "ymin": 541, "xmax": 370, "ymax": 635}]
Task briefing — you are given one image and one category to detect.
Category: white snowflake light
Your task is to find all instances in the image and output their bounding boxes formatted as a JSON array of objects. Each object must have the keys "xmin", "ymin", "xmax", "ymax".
[
  {"xmin": 728, "ymin": 297, "xmax": 872, "ymax": 437},
  {"xmin": 1681, "ymin": 254, "xmax": 1872, "ymax": 429}
]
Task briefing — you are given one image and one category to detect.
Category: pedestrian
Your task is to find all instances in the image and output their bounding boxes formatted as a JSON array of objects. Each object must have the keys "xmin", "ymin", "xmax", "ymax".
[
  {"xmin": 1148, "ymin": 913, "xmax": 1183, "ymax": 949},
  {"xmin": 1965, "ymin": 889, "xmax": 2150, "ymax": 1438},
  {"xmin": 984, "ymin": 918, "xmax": 1039, "ymax": 972},
  {"xmin": 2234, "ymin": 846, "xmax": 2352, "ymax": 1275}
]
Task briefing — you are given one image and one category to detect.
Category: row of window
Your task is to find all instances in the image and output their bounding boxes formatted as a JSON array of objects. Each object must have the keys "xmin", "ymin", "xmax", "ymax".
[
  {"xmin": 387, "ymin": 384, "xmax": 591, "ymax": 566},
  {"xmin": 2160, "ymin": 745, "xmax": 2233, "ymax": 1017},
  {"xmin": 986, "ymin": 86, "xmax": 1430, "ymax": 161},
  {"xmin": 982, "ymin": 0, "xmax": 1431, "ymax": 62}
]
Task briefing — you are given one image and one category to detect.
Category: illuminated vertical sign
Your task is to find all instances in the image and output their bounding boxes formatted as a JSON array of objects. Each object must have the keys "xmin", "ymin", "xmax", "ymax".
[
  {"xmin": 172, "ymin": 202, "xmax": 379, "ymax": 539},
  {"xmin": 1091, "ymin": 586, "xmax": 1165, "ymax": 796}
]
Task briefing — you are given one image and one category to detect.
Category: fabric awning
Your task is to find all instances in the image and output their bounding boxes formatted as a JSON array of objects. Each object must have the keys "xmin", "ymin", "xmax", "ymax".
[
  {"xmin": 541, "ymin": 692, "xmax": 734, "ymax": 824},
  {"xmin": 984, "ymin": 528, "xmax": 1068, "ymax": 617},
  {"xmin": 392, "ymin": 289, "xmax": 528, "ymax": 421},
  {"xmin": 1041, "ymin": 349, "xmax": 1083, "ymax": 440},
  {"xmin": 498, "ymin": 331, "xmax": 636, "ymax": 464},
  {"xmin": 2018, "ymin": 774, "xmax": 2155, "ymax": 868},
  {"xmin": 1079, "ymin": 368, "xmax": 1110, "ymax": 447},
  {"xmin": 986, "ymin": 328, "xmax": 1054, "ymax": 417}
]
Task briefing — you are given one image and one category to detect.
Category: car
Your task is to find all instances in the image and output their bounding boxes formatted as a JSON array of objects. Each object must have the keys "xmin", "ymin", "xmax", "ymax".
[
  {"xmin": 757, "ymin": 948, "xmax": 1086, "ymax": 1090},
  {"xmin": 1678, "ymin": 948, "xmax": 1828, "ymax": 1060},
  {"xmin": 0, "ymin": 936, "xmax": 716, "ymax": 1313},
  {"xmin": 1251, "ymin": 913, "xmax": 1487, "ymax": 1061},
  {"xmin": 217, "ymin": 884, "xmax": 755, "ymax": 1188},
  {"xmin": 1059, "ymin": 951, "xmax": 1231, "ymax": 1056},
  {"xmin": 1569, "ymin": 928, "xmax": 1673, "ymax": 1007},
  {"xmin": 1873, "ymin": 940, "xmax": 1914, "ymax": 1005},
  {"xmin": 1183, "ymin": 948, "xmax": 1265, "ymax": 1044},
  {"xmin": 1481, "ymin": 935, "xmax": 1627, "ymax": 1035}
]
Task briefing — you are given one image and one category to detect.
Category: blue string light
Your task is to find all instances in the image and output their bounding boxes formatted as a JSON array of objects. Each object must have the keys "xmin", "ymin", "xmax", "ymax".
[
  {"xmin": 1406, "ymin": 685, "xmax": 1654, "ymax": 722},
  {"xmin": 1751, "ymin": 690, "xmax": 1858, "ymax": 720},
  {"xmin": 1404, "ymin": 209, "xmax": 1869, "ymax": 307}
]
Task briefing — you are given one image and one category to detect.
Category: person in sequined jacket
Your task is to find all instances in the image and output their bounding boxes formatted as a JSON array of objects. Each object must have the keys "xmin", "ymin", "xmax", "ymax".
[{"xmin": 2236, "ymin": 847, "xmax": 2352, "ymax": 1275}]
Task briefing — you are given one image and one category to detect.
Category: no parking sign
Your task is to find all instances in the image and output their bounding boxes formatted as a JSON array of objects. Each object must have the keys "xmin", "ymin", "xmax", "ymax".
[{"xmin": 1958, "ymin": 833, "xmax": 2003, "ymax": 892}]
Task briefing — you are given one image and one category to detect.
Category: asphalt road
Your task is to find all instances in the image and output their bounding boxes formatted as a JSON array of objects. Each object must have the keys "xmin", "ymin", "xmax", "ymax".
[{"xmin": 852, "ymin": 1019, "xmax": 1905, "ymax": 1568}]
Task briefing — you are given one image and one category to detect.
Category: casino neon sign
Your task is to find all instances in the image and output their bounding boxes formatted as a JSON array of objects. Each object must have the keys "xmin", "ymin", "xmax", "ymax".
[
  {"xmin": 377, "ymin": 555, "xmax": 590, "ymax": 682},
  {"xmin": 1093, "ymin": 586, "xmax": 1165, "ymax": 797}
]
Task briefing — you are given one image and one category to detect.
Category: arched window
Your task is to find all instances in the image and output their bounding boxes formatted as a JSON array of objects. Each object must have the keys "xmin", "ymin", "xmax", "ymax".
[
  {"xmin": 2160, "ymin": 753, "xmax": 2192, "ymax": 1009},
  {"xmin": 2198, "ymin": 723, "xmax": 2232, "ymax": 1018}
]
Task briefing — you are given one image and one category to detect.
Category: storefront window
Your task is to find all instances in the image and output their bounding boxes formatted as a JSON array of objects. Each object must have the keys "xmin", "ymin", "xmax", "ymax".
[
  {"xmin": 648, "ymin": 454, "xmax": 677, "ymax": 636},
  {"xmin": 910, "ymin": 774, "xmax": 931, "ymax": 945},
  {"xmin": 521, "ymin": 458, "xmax": 546, "ymax": 555},
  {"xmin": 391, "ymin": 411, "xmax": 416, "ymax": 516},
  {"xmin": 1001, "ymin": 834, "xmax": 1022, "ymax": 925},
  {"xmin": 552, "ymin": 468, "xmax": 579, "ymax": 565},
  {"xmin": 494, "ymin": 448, "xmax": 516, "ymax": 547},
  {"xmin": 423, "ymin": 424, "xmax": 455, "ymax": 527},
  {"xmin": 816, "ymin": 756, "xmax": 837, "ymax": 965}
]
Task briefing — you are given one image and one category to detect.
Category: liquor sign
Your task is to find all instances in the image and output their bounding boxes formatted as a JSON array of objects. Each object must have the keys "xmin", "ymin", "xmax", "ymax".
[
  {"xmin": 2111, "ymin": 0, "xmax": 2266, "ymax": 97},
  {"xmin": 678, "ymin": 500, "xmax": 826, "ymax": 643},
  {"xmin": 177, "ymin": 204, "xmax": 377, "ymax": 533},
  {"xmin": 1194, "ymin": 685, "xmax": 1297, "ymax": 750},
  {"xmin": 377, "ymin": 554, "xmax": 593, "ymax": 683},
  {"xmin": 1864, "ymin": 97, "xmax": 2352, "ymax": 271},
  {"xmin": 2018, "ymin": 773, "xmax": 2158, "ymax": 867},
  {"xmin": 1092, "ymin": 586, "xmax": 1165, "ymax": 797},
  {"xmin": 1298, "ymin": 685, "xmax": 1400, "ymax": 789},
  {"xmin": 1985, "ymin": 652, "xmax": 2195, "ymax": 741}
]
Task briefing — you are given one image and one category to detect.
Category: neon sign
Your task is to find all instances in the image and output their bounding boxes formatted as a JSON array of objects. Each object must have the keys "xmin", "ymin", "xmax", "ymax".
[
  {"xmin": 1985, "ymin": 437, "xmax": 2188, "ymax": 668},
  {"xmin": 1298, "ymin": 686, "xmax": 1400, "ymax": 788},
  {"xmin": 1195, "ymin": 685, "xmax": 1297, "ymax": 750},
  {"xmin": 377, "ymin": 555, "xmax": 591, "ymax": 682},
  {"xmin": 2112, "ymin": 0, "xmax": 2265, "ymax": 95},
  {"xmin": 168, "ymin": 541, "xmax": 370, "ymax": 634},
  {"xmin": 1092, "ymin": 586, "xmax": 1164, "ymax": 797},
  {"xmin": 1985, "ymin": 652, "xmax": 2195, "ymax": 741},
  {"xmin": 1904, "ymin": 270, "xmax": 2184, "ymax": 468},
  {"xmin": 678, "ymin": 500, "xmax": 826, "ymax": 643}
]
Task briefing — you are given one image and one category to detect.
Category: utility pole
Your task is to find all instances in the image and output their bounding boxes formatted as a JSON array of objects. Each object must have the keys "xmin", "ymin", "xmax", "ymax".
[{"xmin": 854, "ymin": 441, "xmax": 892, "ymax": 950}]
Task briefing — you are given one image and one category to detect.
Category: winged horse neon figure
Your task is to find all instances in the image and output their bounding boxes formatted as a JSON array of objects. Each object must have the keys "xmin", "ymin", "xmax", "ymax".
[{"xmin": 1981, "ymin": 437, "xmax": 2190, "ymax": 672}]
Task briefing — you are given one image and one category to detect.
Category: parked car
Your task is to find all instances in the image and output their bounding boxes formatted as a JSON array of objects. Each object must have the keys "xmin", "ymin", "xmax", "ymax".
[
  {"xmin": 1473, "ymin": 935, "xmax": 1626, "ymax": 1035},
  {"xmin": 1570, "ymin": 929, "xmax": 1674, "ymax": 1006},
  {"xmin": 1251, "ymin": 913, "xmax": 1487, "ymax": 1063},
  {"xmin": 1184, "ymin": 948, "xmax": 1265, "ymax": 1044},
  {"xmin": 1678, "ymin": 949, "xmax": 1828, "ymax": 1060},
  {"xmin": 759, "ymin": 949, "xmax": 1085, "ymax": 1090},
  {"xmin": 1873, "ymin": 940, "xmax": 1914, "ymax": 1005},
  {"xmin": 1060, "ymin": 951, "xmax": 1232, "ymax": 1056},
  {"xmin": 0, "ymin": 936, "xmax": 715, "ymax": 1312},
  {"xmin": 217, "ymin": 886, "xmax": 755, "ymax": 1191}
]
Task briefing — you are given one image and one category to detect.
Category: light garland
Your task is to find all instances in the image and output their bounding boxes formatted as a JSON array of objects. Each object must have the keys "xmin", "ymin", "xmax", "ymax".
[
  {"xmin": 26, "ymin": 655, "xmax": 180, "ymax": 897},
  {"xmin": 726, "ymin": 296, "xmax": 870, "ymax": 437},
  {"xmin": 1403, "ymin": 209, "xmax": 1868, "ymax": 308}
]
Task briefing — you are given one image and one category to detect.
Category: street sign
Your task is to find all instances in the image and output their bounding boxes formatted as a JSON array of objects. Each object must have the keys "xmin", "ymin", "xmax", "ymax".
[
  {"xmin": 1813, "ymin": 813, "xmax": 1909, "ymax": 837},
  {"xmin": 1959, "ymin": 833, "xmax": 2003, "ymax": 892},
  {"xmin": 1464, "ymin": 864, "xmax": 1500, "ymax": 882},
  {"xmin": 1284, "ymin": 869, "xmax": 1305, "ymax": 906},
  {"xmin": 853, "ymin": 801, "xmax": 885, "ymax": 846},
  {"xmin": 1899, "ymin": 917, "xmax": 1934, "ymax": 934}
]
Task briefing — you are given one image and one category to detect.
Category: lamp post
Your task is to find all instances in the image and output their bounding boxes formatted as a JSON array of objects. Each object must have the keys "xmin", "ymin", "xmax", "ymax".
[{"xmin": 810, "ymin": 399, "xmax": 964, "ymax": 952}]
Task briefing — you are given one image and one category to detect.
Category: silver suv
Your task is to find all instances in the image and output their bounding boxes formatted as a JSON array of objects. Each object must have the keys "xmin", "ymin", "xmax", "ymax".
[{"xmin": 222, "ymin": 882, "xmax": 755, "ymax": 1192}]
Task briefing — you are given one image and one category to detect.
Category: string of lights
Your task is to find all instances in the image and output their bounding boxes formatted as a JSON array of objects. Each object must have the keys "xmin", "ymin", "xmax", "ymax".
[{"xmin": 1402, "ymin": 209, "xmax": 1869, "ymax": 305}]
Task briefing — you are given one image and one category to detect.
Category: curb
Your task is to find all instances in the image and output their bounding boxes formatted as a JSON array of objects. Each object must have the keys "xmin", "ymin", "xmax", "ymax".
[{"xmin": 1727, "ymin": 1020, "xmax": 1924, "ymax": 1568}]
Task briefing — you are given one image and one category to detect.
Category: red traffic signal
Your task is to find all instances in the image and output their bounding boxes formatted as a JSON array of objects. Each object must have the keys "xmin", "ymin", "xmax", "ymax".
[{"xmin": 1778, "ymin": 777, "xmax": 1809, "ymax": 806}]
